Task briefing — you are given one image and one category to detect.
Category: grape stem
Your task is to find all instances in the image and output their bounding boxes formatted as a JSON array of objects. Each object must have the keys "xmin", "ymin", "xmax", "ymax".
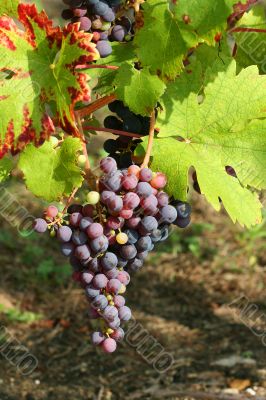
[
  {"xmin": 76, "ymin": 94, "xmax": 117, "ymax": 119},
  {"xmin": 229, "ymin": 27, "xmax": 266, "ymax": 33},
  {"xmin": 82, "ymin": 125, "xmax": 142, "ymax": 139},
  {"xmin": 141, "ymin": 110, "xmax": 155, "ymax": 169},
  {"xmin": 75, "ymin": 64, "xmax": 119, "ymax": 71},
  {"xmin": 62, "ymin": 187, "xmax": 79, "ymax": 214}
]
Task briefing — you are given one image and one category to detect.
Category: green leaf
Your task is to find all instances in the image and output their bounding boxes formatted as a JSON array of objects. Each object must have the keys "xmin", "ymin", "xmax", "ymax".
[
  {"xmin": 134, "ymin": 0, "xmax": 195, "ymax": 80},
  {"xmin": 134, "ymin": 0, "xmax": 240, "ymax": 80},
  {"xmin": 172, "ymin": 0, "xmax": 237, "ymax": 44},
  {"xmin": 114, "ymin": 63, "xmax": 166, "ymax": 116},
  {"xmin": 0, "ymin": 3, "xmax": 98, "ymax": 158},
  {"xmin": 137, "ymin": 61, "xmax": 266, "ymax": 227},
  {"xmin": 234, "ymin": 4, "xmax": 266, "ymax": 73},
  {"xmin": 0, "ymin": 158, "xmax": 12, "ymax": 182},
  {"xmin": 0, "ymin": 0, "xmax": 19, "ymax": 17},
  {"xmin": 88, "ymin": 42, "xmax": 136, "ymax": 96},
  {"xmin": 18, "ymin": 137, "xmax": 84, "ymax": 202}
]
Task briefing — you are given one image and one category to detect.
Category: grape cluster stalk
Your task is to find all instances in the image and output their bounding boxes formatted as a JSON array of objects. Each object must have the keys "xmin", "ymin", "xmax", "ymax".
[{"xmin": 34, "ymin": 146, "xmax": 191, "ymax": 352}]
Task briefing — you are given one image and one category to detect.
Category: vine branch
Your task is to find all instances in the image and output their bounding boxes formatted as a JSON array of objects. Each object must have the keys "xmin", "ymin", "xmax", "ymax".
[
  {"xmin": 141, "ymin": 110, "xmax": 155, "ymax": 169},
  {"xmin": 76, "ymin": 94, "xmax": 117, "ymax": 119},
  {"xmin": 82, "ymin": 125, "xmax": 142, "ymax": 139}
]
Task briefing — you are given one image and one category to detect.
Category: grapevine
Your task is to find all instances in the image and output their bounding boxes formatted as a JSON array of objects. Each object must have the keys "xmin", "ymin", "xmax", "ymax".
[{"xmin": 0, "ymin": 0, "xmax": 266, "ymax": 355}]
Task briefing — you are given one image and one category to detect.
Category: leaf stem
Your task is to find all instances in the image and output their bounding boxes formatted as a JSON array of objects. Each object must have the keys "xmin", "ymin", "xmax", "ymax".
[
  {"xmin": 141, "ymin": 111, "xmax": 155, "ymax": 169},
  {"xmin": 76, "ymin": 94, "xmax": 116, "ymax": 119},
  {"xmin": 83, "ymin": 125, "xmax": 142, "ymax": 139},
  {"xmin": 75, "ymin": 64, "xmax": 119, "ymax": 70}
]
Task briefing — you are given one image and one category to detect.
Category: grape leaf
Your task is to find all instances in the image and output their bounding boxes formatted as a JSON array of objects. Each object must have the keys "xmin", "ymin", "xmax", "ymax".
[
  {"xmin": 171, "ymin": 0, "xmax": 240, "ymax": 44},
  {"xmin": 134, "ymin": 0, "xmax": 196, "ymax": 80},
  {"xmin": 0, "ymin": 158, "xmax": 12, "ymax": 182},
  {"xmin": 18, "ymin": 137, "xmax": 83, "ymax": 202},
  {"xmin": 233, "ymin": 4, "xmax": 266, "ymax": 73},
  {"xmin": 114, "ymin": 63, "xmax": 166, "ymax": 116},
  {"xmin": 137, "ymin": 61, "xmax": 266, "ymax": 227},
  {"xmin": 0, "ymin": 3, "xmax": 99, "ymax": 158},
  {"xmin": 0, "ymin": 0, "xmax": 19, "ymax": 17},
  {"xmin": 88, "ymin": 42, "xmax": 136, "ymax": 96},
  {"xmin": 134, "ymin": 0, "xmax": 242, "ymax": 79}
]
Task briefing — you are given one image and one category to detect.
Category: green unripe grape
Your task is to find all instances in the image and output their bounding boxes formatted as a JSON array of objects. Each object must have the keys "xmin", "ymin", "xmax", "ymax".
[
  {"xmin": 86, "ymin": 191, "xmax": 100, "ymax": 205},
  {"xmin": 101, "ymin": 22, "xmax": 111, "ymax": 31},
  {"xmin": 50, "ymin": 136, "xmax": 59, "ymax": 148},
  {"xmin": 50, "ymin": 230, "xmax": 56, "ymax": 238},
  {"xmin": 78, "ymin": 154, "xmax": 87, "ymax": 167}
]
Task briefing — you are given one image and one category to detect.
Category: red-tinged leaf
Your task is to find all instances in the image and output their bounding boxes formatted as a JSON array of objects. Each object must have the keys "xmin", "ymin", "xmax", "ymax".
[{"xmin": 0, "ymin": 3, "xmax": 99, "ymax": 158}]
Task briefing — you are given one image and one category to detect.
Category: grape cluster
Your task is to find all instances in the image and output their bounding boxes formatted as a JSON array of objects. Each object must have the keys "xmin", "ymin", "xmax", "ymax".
[
  {"xmin": 34, "ymin": 157, "xmax": 191, "ymax": 352},
  {"xmin": 62, "ymin": 0, "xmax": 134, "ymax": 58},
  {"xmin": 104, "ymin": 100, "xmax": 150, "ymax": 135}
]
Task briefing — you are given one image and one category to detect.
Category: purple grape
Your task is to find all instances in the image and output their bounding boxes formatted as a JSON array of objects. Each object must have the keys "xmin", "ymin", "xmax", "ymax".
[
  {"xmin": 107, "ymin": 278, "xmax": 122, "ymax": 294},
  {"xmin": 101, "ymin": 190, "xmax": 115, "ymax": 204},
  {"xmin": 81, "ymin": 271, "xmax": 94, "ymax": 284},
  {"xmin": 120, "ymin": 244, "xmax": 137, "ymax": 260},
  {"xmin": 140, "ymin": 216, "xmax": 158, "ymax": 233},
  {"xmin": 122, "ymin": 174, "xmax": 138, "ymax": 190},
  {"xmin": 72, "ymin": 230, "xmax": 87, "ymax": 245},
  {"xmin": 107, "ymin": 318, "xmax": 121, "ymax": 330},
  {"xmin": 101, "ymin": 252, "xmax": 118, "ymax": 270},
  {"xmin": 75, "ymin": 244, "xmax": 91, "ymax": 260},
  {"xmin": 172, "ymin": 201, "xmax": 192, "ymax": 219},
  {"xmin": 136, "ymin": 236, "xmax": 152, "ymax": 251},
  {"xmin": 117, "ymin": 256, "xmax": 128, "ymax": 268},
  {"xmin": 88, "ymin": 257, "xmax": 101, "ymax": 273},
  {"xmin": 88, "ymin": 307, "xmax": 100, "ymax": 319},
  {"xmin": 102, "ymin": 337, "xmax": 117, "ymax": 353},
  {"xmin": 72, "ymin": 8, "xmax": 88, "ymax": 17},
  {"xmin": 106, "ymin": 216, "xmax": 124, "ymax": 230},
  {"xmin": 93, "ymin": 273, "xmax": 108, "ymax": 289},
  {"xmin": 96, "ymin": 40, "xmax": 112, "ymax": 58},
  {"xmin": 107, "ymin": 195, "xmax": 123, "ymax": 213},
  {"xmin": 90, "ymin": 235, "xmax": 109, "ymax": 253},
  {"xmin": 111, "ymin": 25, "xmax": 126, "ymax": 41},
  {"xmin": 157, "ymin": 192, "xmax": 169, "ymax": 207},
  {"xmin": 111, "ymin": 327, "xmax": 125, "ymax": 342},
  {"xmin": 159, "ymin": 205, "xmax": 178, "ymax": 224},
  {"xmin": 127, "ymin": 257, "xmax": 143, "ymax": 272},
  {"xmin": 86, "ymin": 284, "xmax": 100, "ymax": 299},
  {"xmin": 92, "ymin": 331, "xmax": 105, "ymax": 345},
  {"xmin": 99, "ymin": 31, "xmax": 109, "ymax": 40},
  {"xmin": 174, "ymin": 216, "xmax": 191, "ymax": 228},
  {"xmin": 118, "ymin": 306, "xmax": 132, "ymax": 321},
  {"xmin": 117, "ymin": 270, "xmax": 130, "ymax": 285},
  {"xmin": 123, "ymin": 229, "xmax": 138, "ymax": 244},
  {"xmin": 103, "ymin": 305, "xmax": 118, "ymax": 322},
  {"xmin": 139, "ymin": 168, "xmax": 153, "ymax": 182},
  {"xmin": 136, "ymin": 182, "xmax": 153, "ymax": 198},
  {"xmin": 137, "ymin": 250, "xmax": 148, "ymax": 260},
  {"xmin": 87, "ymin": 223, "xmax": 104, "ymax": 239},
  {"xmin": 78, "ymin": 15, "xmax": 91, "ymax": 31},
  {"xmin": 123, "ymin": 192, "xmax": 140, "ymax": 209},
  {"xmin": 57, "ymin": 226, "xmax": 73, "ymax": 242},
  {"xmin": 61, "ymin": 242, "xmax": 74, "ymax": 257},
  {"xmin": 70, "ymin": 212, "xmax": 83, "ymax": 227},
  {"xmin": 100, "ymin": 157, "xmax": 117, "ymax": 174},
  {"xmin": 92, "ymin": 294, "xmax": 108, "ymax": 310},
  {"xmin": 79, "ymin": 217, "xmax": 93, "ymax": 231},
  {"xmin": 102, "ymin": 9, "xmax": 115, "ymax": 22},
  {"xmin": 34, "ymin": 218, "xmax": 48, "ymax": 233},
  {"xmin": 113, "ymin": 295, "xmax": 125, "ymax": 308},
  {"xmin": 93, "ymin": 1, "xmax": 109, "ymax": 16},
  {"xmin": 82, "ymin": 204, "xmax": 94, "ymax": 217},
  {"xmin": 126, "ymin": 216, "xmax": 141, "ymax": 229},
  {"xmin": 151, "ymin": 229, "xmax": 162, "ymax": 243},
  {"xmin": 104, "ymin": 171, "xmax": 122, "ymax": 192},
  {"xmin": 105, "ymin": 268, "xmax": 119, "ymax": 279}
]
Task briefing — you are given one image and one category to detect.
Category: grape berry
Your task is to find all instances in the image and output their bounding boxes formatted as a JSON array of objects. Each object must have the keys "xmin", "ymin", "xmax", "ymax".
[{"xmin": 34, "ymin": 157, "xmax": 191, "ymax": 352}]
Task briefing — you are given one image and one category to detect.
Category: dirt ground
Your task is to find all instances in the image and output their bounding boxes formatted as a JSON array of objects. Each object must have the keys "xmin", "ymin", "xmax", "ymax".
[{"xmin": 0, "ymin": 180, "xmax": 266, "ymax": 400}]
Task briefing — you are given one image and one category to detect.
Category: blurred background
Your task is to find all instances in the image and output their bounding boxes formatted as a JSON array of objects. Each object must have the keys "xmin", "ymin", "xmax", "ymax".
[{"xmin": 1, "ymin": 1, "xmax": 266, "ymax": 399}]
